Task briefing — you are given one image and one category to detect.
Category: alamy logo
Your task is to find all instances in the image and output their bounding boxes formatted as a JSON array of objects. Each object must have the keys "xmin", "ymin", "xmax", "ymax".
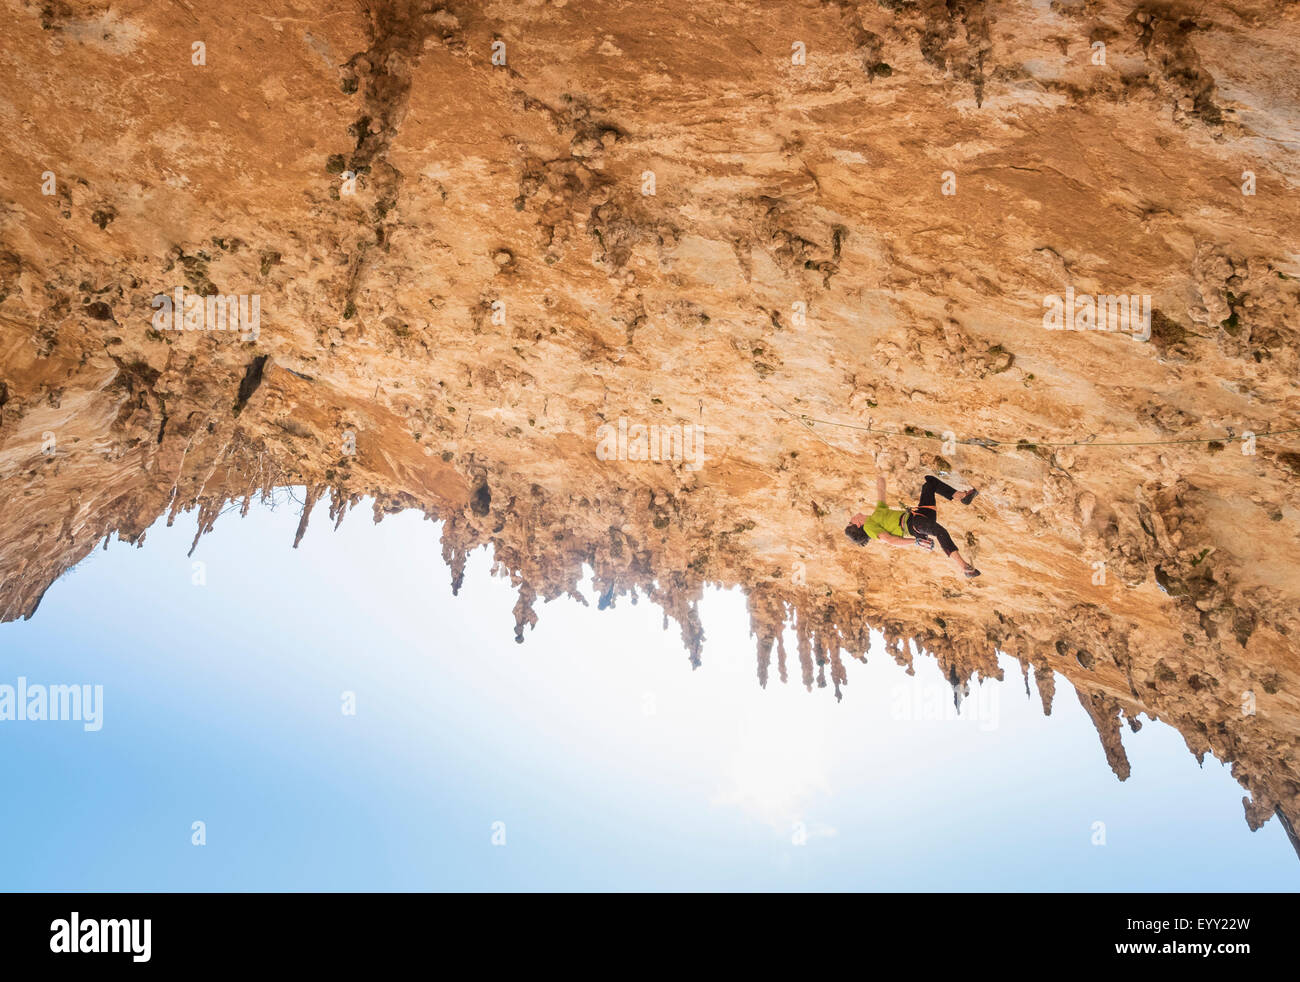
[
  {"xmin": 1042, "ymin": 287, "xmax": 1150, "ymax": 340},
  {"xmin": 0, "ymin": 677, "xmax": 103, "ymax": 731},
  {"xmin": 890, "ymin": 681, "xmax": 1000, "ymax": 732},
  {"xmin": 595, "ymin": 417, "xmax": 706, "ymax": 471},
  {"xmin": 151, "ymin": 287, "xmax": 260, "ymax": 340},
  {"xmin": 50, "ymin": 913, "xmax": 151, "ymax": 962}
]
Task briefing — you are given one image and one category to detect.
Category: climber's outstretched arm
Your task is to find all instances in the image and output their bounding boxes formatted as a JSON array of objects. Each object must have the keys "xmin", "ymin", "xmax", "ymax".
[{"xmin": 876, "ymin": 475, "xmax": 887, "ymax": 505}]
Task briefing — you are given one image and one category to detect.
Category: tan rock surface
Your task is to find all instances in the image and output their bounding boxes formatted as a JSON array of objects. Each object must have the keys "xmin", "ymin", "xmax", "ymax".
[{"xmin": 0, "ymin": 0, "xmax": 1297, "ymax": 849}]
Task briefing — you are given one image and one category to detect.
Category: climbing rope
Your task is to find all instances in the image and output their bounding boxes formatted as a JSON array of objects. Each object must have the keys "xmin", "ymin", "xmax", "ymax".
[{"xmin": 761, "ymin": 393, "xmax": 1300, "ymax": 453}]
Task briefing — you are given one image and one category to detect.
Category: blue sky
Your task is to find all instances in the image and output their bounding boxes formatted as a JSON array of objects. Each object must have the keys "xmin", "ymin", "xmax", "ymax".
[{"xmin": 0, "ymin": 494, "xmax": 1293, "ymax": 890}]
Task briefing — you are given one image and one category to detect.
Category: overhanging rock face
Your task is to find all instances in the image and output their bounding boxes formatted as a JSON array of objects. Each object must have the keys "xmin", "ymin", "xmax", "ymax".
[{"xmin": 0, "ymin": 0, "xmax": 1297, "ymax": 846}]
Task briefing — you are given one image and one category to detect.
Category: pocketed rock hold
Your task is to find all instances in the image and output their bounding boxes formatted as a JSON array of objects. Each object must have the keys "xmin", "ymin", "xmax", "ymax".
[{"xmin": 471, "ymin": 478, "xmax": 491, "ymax": 517}]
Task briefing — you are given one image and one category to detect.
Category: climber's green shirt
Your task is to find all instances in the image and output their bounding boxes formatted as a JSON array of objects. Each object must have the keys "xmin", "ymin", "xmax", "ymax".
[{"xmin": 859, "ymin": 502, "xmax": 908, "ymax": 540}]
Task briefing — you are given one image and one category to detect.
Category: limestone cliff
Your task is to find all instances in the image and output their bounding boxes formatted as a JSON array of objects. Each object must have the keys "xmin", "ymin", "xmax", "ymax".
[{"xmin": 1, "ymin": 0, "xmax": 1297, "ymax": 850}]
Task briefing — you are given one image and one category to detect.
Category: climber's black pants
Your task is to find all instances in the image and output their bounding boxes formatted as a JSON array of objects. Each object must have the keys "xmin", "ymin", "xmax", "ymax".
[{"xmin": 907, "ymin": 476, "xmax": 959, "ymax": 556}]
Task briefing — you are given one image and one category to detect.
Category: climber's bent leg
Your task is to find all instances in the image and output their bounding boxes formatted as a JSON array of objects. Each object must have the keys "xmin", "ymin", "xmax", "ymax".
[{"xmin": 918, "ymin": 474, "xmax": 958, "ymax": 510}]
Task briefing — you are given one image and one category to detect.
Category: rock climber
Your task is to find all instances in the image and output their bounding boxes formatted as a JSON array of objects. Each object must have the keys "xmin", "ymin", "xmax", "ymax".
[{"xmin": 845, "ymin": 474, "xmax": 981, "ymax": 578}]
